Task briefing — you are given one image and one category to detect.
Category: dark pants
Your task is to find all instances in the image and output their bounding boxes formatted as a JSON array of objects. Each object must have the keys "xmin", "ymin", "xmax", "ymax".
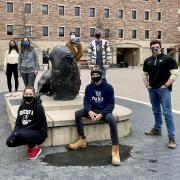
[
  {"xmin": 75, "ymin": 109, "xmax": 119, "ymax": 145},
  {"xmin": 6, "ymin": 129, "xmax": 46, "ymax": 147},
  {"xmin": 6, "ymin": 63, "xmax": 19, "ymax": 92},
  {"xmin": 21, "ymin": 72, "xmax": 36, "ymax": 87}
]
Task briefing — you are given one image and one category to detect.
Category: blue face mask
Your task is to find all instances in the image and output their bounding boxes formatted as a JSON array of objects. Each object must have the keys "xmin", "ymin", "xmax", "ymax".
[{"xmin": 22, "ymin": 41, "xmax": 30, "ymax": 48}]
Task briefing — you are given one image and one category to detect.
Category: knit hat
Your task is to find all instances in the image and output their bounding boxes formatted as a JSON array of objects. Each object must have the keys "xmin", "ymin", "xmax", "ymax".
[{"xmin": 91, "ymin": 66, "xmax": 102, "ymax": 76}]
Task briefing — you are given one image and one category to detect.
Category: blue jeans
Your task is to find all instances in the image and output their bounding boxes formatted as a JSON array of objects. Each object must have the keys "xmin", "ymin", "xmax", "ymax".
[
  {"xmin": 75, "ymin": 109, "xmax": 119, "ymax": 145},
  {"xmin": 148, "ymin": 87, "xmax": 175, "ymax": 139},
  {"xmin": 21, "ymin": 72, "xmax": 36, "ymax": 87}
]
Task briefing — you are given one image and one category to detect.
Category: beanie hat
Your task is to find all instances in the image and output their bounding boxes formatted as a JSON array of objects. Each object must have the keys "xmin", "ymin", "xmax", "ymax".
[{"xmin": 91, "ymin": 66, "xmax": 102, "ymax": 76}]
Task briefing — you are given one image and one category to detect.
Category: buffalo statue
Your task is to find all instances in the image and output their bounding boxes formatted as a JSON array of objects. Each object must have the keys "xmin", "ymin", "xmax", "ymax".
[{"xmin": 37, "ymin": 46, "xmax": 81, "ymax": 100}]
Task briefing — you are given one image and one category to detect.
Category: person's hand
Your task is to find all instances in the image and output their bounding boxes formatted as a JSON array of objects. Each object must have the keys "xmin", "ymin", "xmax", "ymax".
[
  {"xmin": 88, "ymin": 111, "xmax": 97, "ymax": 122},
  {"xmin": 94, "ymin": 114, "xmax": 102, "ymax": 121},
  {"xmin": 104, "ymin": 64, "xmax": 110, "ymax": 70},
  {"xmin": 18, "ymin": 73, "xmax": 21, "ymax": 77}
]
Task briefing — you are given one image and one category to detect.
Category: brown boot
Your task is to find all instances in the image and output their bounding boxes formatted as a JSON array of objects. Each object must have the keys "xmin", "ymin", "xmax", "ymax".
[
  {"xmin": 69, "ymin": 137, "xmax": 87, "ymax": 150},
  {"xmin": 112, "ymin": 145, "xmax": 121, "ymax": 166},
  {"xmin": 145, "ymin": 128, "xmax": 161, "ymax": 136},
  {"xmin": 168, "ymin": 138, "xmax": 176, "ymax": 149}
]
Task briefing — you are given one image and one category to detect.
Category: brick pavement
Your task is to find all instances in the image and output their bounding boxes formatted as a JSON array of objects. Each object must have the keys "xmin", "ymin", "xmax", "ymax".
[{"xmin": 0, "ymin": 67, "xmax": 180, "ymax": 180}]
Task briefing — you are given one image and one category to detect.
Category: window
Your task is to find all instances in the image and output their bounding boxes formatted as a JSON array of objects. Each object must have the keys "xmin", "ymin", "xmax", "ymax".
[
  {"xmin": 74, "ymin": 7, "xmax": 80, "ymax": 16},
  {"xmin": 59, "ymin": 27, "xmax": 64, "ymax": 37},
  {"xmin": 144, "ymin": 11, "xmax": 149, "ymax": 20},
  {"xmin": 156, "ymin": 12, "xmax": 162, "ymax": 21},
  {"xmin": 132, "ymin": 29, "xmax": 137, "ymax": 38},
  {"xmin": 118, "ymin": 29, "xmax": 124, "ymax": 38},
  {"xmin": 42, "ymin": 5, "xmax": 48, "ymax": 15},
  {"xmin": 90, "ymin": 28, "xmax": 95, "ymax": 37},
  {"xmin": 7, "ymin": 2, "xmax": 13, "ymax": 13},
  {"xmin": 118, "ymin": 9, "xmax": 123, "ymax": 19},
  {"xmin": 104, "ymin": 29, "xmax": 110, "ymax": 38},
  {"xmin": 157, "ymin": 31, "xmax": 161, "ymax": 39},
  {"xmin": 25, "ymin": 26, "xmax": 32, "ymax": 37},
  {"xmin": 132, "ymin": 10, "xmax": 137, "ymax": 19},
  {"xmin": 75, "ymin": 27, "xmax": 80, "ymax": 37},
  {"xmin": 42, "ymin": 26, "xmax": 48, "ymax": 36},
  {"xmin": 89, "ymin": 8, "xmax": 95, "ymax": 17},
  {"xmin": 145, "ymin": 30, "xmax": 149, "ymax": 39},
  {"xmin": 58, "ymin": 5, "xmax": 64, "ymax": 16},
  {"xmin": 24, "ymin": 3, "xmax": 31, "ymax": 14},
  {"xmin": 7, "ymin": 25, "xmax": 13, "ymax": 35},
  {"xmin": 104, "ymin": 8, "xmax": 110, "ymax": 18}
]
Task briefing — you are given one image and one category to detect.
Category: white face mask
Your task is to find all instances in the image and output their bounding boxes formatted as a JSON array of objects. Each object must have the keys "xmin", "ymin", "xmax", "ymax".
[
  {"xmin": 70, "ymin": 35, "xmax": 76, "ymax": 40},
  {"xmin": 151, "ymin": 48, "xmax": 161, "ymax": 56}
]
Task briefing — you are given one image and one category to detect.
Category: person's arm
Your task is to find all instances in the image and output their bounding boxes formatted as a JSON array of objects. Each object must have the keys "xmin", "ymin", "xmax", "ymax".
[
  {"xmin": 142, "ymin": 71, "xmax": 150, "ymax": 88},
  {"xmin": 83, "ymin": 86, "xmax": 91, "ymax": 113},
  {"xmin": 4, "ymin": 50, "xmax": 8, "ymax": 72},
  {"xmin": 18, "ymin": 52, "xmax": 22, "ymax": 76},
  {"xmin": 161, "ymin": 58, "xmax": 179, "ymax": 88},
  {"xmin": 86, "ymin": 42, "xmax": 93, "ymax": 68},
  {"xmin": 105, "ymin": 40, "xmax": 111, "ymax": 66},
  {"xmin": 13, "ymin": 106, "xmax": 23, "ymax": 131},
  {"xmin": 101, "ymin": 85, "xmax": 115, "ymax": 116},
  {"xmin": 33, "ymin": 49, "xmax": 39, "ymax": 75},
  {"xmin": 75, "ymin": 43, "xmax": 83, "ymax": 61}
]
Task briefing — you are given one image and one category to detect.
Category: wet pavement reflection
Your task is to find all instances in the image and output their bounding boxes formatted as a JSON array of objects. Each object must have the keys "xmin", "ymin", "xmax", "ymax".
[{"xmin": 41, "ymin": 144, "xmax": 132, "ymax": 167}]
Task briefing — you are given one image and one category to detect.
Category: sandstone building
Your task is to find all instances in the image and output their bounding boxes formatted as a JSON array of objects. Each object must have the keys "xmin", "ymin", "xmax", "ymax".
[{"xmin": 0, "ymin": 0, "xmax": 179, "ymax": 67}]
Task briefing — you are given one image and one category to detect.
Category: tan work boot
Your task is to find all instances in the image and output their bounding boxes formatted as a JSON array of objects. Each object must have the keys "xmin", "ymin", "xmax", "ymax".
[
  {"xmin": 112, "ymin": 145, "xmax": 121, "ymax": 166},
  {"xmin": 168, "ymin": 138, "xmax": 176, "ymax": 149},
  {"xmin": 69, "ymin": 137, "xmax": 87, "ymax": 150}
]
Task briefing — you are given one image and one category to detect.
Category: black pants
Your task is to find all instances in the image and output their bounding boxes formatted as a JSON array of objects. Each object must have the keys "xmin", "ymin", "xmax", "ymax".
[
  {"xmin": 6, "ymin": 129, "xmax": 46, "ymax": 147},
  {"xmin": 6, "ymin": 63, "xmax": 19, "ymax": 92},
  {"xmin": 75, "ymin": 109, "xmax": 119, "ymax": 145}
]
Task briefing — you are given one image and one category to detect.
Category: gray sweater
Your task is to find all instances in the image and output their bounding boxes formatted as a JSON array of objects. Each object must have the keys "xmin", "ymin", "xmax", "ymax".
[{"xmin": 18, "ymin": 48, "xmax": 39, "ymax": 73}]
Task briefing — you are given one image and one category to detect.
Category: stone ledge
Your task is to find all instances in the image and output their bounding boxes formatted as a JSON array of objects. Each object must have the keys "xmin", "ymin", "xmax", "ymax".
[{"xmin": 5, "ymin": 93, "xmax": 132, "ymax": 147}]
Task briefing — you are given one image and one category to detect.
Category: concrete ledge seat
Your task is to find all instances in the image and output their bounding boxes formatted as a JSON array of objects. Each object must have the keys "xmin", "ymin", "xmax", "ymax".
[{"xmin": 5, "ymin": 93, "xmax": 132, "ymax": 147}]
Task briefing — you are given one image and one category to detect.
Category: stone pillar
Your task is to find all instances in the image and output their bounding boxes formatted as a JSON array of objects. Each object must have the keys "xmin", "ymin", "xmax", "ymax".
[{"xmin": 112, "ymin": 46, "xmax": 117, "ymax": 64}]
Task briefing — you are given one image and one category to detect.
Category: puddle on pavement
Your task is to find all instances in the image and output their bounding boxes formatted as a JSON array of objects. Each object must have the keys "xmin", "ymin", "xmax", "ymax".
[{"xmin": 41, "ymin": 144, "xmax": 132, "ymax": 167}]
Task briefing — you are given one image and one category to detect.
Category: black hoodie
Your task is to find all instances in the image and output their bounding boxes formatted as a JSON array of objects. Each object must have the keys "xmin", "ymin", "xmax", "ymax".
[{"xmin": 13, "ymin": 97, "xmax": 48, "ymax": 138}]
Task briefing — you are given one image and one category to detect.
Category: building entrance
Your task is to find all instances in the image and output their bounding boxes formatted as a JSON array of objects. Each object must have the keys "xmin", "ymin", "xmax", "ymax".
[{"xmin": 116, "ymin": 48, "xmax": 139, "ymax": 67}]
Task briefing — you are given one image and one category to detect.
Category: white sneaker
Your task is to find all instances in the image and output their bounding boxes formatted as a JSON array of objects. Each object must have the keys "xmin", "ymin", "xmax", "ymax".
[
  {"xmin": 5, "ymin": 92, "xmax": 12, "ymax": 97},
  {"xmin": 12, "ymin": 91, "xmax": 18, "ymax": 97}
]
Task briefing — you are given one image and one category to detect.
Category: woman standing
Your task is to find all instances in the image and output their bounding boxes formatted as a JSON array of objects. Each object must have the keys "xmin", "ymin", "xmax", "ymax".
[
  {"xmin": 4, "ymin": 40, "xmax": 19, "ymax": 97},
  {"xmin": 18, "ymin": 37, "xmax": 39, "ymax": 87},
  {"xmin": 6, "ymin": 86, "xmax": 48, "ymax": 160}
]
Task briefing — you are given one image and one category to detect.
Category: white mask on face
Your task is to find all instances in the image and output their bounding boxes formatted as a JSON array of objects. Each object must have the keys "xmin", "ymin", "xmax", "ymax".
[
  {"xmin": 70, "ymin": 35, "xmax": 76, "ymax": 40},
  {"xmin": 151, "ymin": 48, "xmax": 161, "ymax": 56}
]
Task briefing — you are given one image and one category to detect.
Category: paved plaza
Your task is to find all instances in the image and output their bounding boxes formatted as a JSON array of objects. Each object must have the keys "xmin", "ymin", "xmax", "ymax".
[{"xmin": 0, "ymin": 67, "xmax": 180, "ymax": 180}]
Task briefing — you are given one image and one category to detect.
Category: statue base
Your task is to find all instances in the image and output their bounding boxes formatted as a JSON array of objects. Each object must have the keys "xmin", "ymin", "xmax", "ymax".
[{"xmin": 5, "ymin": 92, "xmax": 132, "ymax": 147}]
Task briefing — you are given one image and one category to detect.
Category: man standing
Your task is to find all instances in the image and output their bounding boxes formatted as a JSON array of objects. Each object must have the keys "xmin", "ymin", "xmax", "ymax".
[
  {"xmin": 69, "ymin": 66, "xmax": 120, "ymax": 166},
  {"xmin": 86, "ymin": 29, "xmax": 111, "ymax": 80},
  {"xmin": 143, "ymin": 40, "xmax": 178, "ymax": 149},
  {"xmin": 66, "ymin": 31, "xmax": 83, "ymax": 66}
]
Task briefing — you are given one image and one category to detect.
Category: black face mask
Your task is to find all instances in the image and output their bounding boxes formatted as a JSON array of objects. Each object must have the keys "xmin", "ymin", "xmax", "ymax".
[
  {"xmin": 23, "ymin": 96, "xmax": 34, "ymax": 103},
  {"xmin": 10, "ymin": 45, "xmax": 15, "ymax": 48},
  {"xmin": 92, "ymin": 76, "xmax": 101, "ymax": 82},
  {"xmin": 95, "ymin": 34, "xmax": 101, "ymax": 39}
]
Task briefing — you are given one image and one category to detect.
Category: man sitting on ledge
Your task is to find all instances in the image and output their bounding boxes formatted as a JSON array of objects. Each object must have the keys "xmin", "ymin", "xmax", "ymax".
[{"xmin": 69, "ymin": 66, "xmax": 120, "ymax": 166}]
